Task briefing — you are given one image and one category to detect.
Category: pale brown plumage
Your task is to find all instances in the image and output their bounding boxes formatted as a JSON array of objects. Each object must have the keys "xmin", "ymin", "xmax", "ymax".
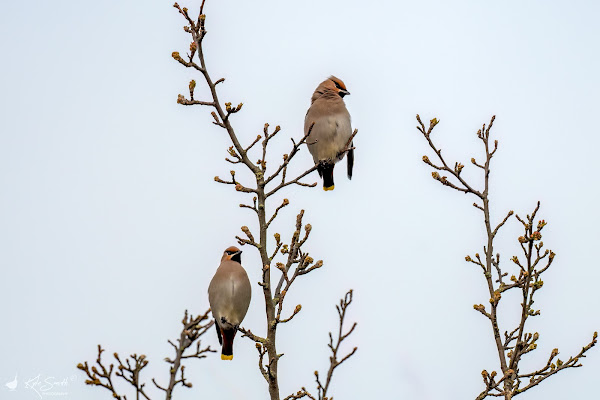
[
  {"xmin": 304, "ymin": 76, "xmax": 353, "ymax": 191},
  {"xmin": 208, "ymin": 246, "xmax": 251, "ymax": 360}
]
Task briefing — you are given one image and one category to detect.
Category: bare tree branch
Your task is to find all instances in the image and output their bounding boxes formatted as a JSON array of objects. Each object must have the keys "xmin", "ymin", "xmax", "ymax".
[
  {"xmin": 79, "ymin": 4, "xmax": 359, "ymax": 400},
  {"xmin": 78, "ymin": 309, "xmax": 214, "ymax": 400},
  {"xmin": 169, "ymin": 4, "xmax": 359, "ymax": 400},
  {"xmin": 152, "ymin": 309, "xmax": 215, "ymax": 400},
  {"xmin": 314, "ymin": 290, "xmax": 357, "ymax": 400},
  {"xmin": 418, "ymin": 115, "xmax": 597, "ymax": 399}
]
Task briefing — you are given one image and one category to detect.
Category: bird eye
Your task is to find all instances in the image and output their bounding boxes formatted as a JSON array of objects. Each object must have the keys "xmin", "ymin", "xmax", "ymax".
[{"xmin": 333, "ymin": 81, "xmax": 342, "ymax": 89}]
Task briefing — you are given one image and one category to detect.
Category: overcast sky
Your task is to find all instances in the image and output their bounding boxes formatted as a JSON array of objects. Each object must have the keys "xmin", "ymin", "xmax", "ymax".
[{"xmin": 1, "ymin": 0, "xmax": 599, "ymax": 399}]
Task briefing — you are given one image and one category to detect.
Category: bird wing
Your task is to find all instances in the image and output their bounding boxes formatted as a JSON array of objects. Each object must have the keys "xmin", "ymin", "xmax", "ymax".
[
  {"xmin": 208, "ymin": 260, "xmax": 251, "ymax": 327},
  {"xmin": 347, "ymin": 143, "xmax": 354, "ymax": 179},
  {"xmin": 306, "ymin": 102, "xmax": 352, "ymax": 162}
]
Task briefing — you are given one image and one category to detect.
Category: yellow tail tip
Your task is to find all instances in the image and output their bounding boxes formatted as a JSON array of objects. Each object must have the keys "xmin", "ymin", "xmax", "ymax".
[
  {"xmin": 323, "ymin": 185, "xmax": 335, "ymax": 191},
  {"xmin": 221, "ymin": 354, "xmax": 233, "ymax": 360}
]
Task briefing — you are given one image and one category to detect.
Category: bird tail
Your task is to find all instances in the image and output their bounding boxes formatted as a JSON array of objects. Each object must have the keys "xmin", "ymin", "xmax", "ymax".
[
  {"xmin": 318, "ymin": 162, "xmax": 335, "ymax": 191},
  {"xmin": 221, "ymin": 327, "xmax": 237, "ymax": 360},
  {"xmin": 347, "ymin": 145, "xmax": 354, "ymax": 180},
  {"xmin": 215, "ymin": 322, "xmax": 223, "ymax": 345}
]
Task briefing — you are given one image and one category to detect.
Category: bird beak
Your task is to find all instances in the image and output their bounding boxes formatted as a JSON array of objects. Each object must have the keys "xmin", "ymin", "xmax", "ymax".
[{"xmin": 339, "ymin": 89, "xmax": 350, "ymax": 98}]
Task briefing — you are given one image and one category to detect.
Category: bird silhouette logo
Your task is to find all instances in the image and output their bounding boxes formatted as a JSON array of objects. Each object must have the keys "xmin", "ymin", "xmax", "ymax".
[{"xmin": 5, "ymin": 373, "xmax": 17, "ymax": 391}]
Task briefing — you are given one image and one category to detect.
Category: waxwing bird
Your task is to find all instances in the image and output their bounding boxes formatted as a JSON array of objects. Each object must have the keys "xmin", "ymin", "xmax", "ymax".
[
  {"xmin": 304, "ymin": 76, "xmax": 354, "ymax": 191},
  {"xmin": 208, "ymin": 246, "xmax": 252, "ymax": 360}
]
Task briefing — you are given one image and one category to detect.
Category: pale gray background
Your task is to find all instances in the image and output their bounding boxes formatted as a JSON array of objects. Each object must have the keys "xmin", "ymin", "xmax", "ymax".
[{"xmin": 1, "ymin": 0, "xmax": 599, "ymax": 399}]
